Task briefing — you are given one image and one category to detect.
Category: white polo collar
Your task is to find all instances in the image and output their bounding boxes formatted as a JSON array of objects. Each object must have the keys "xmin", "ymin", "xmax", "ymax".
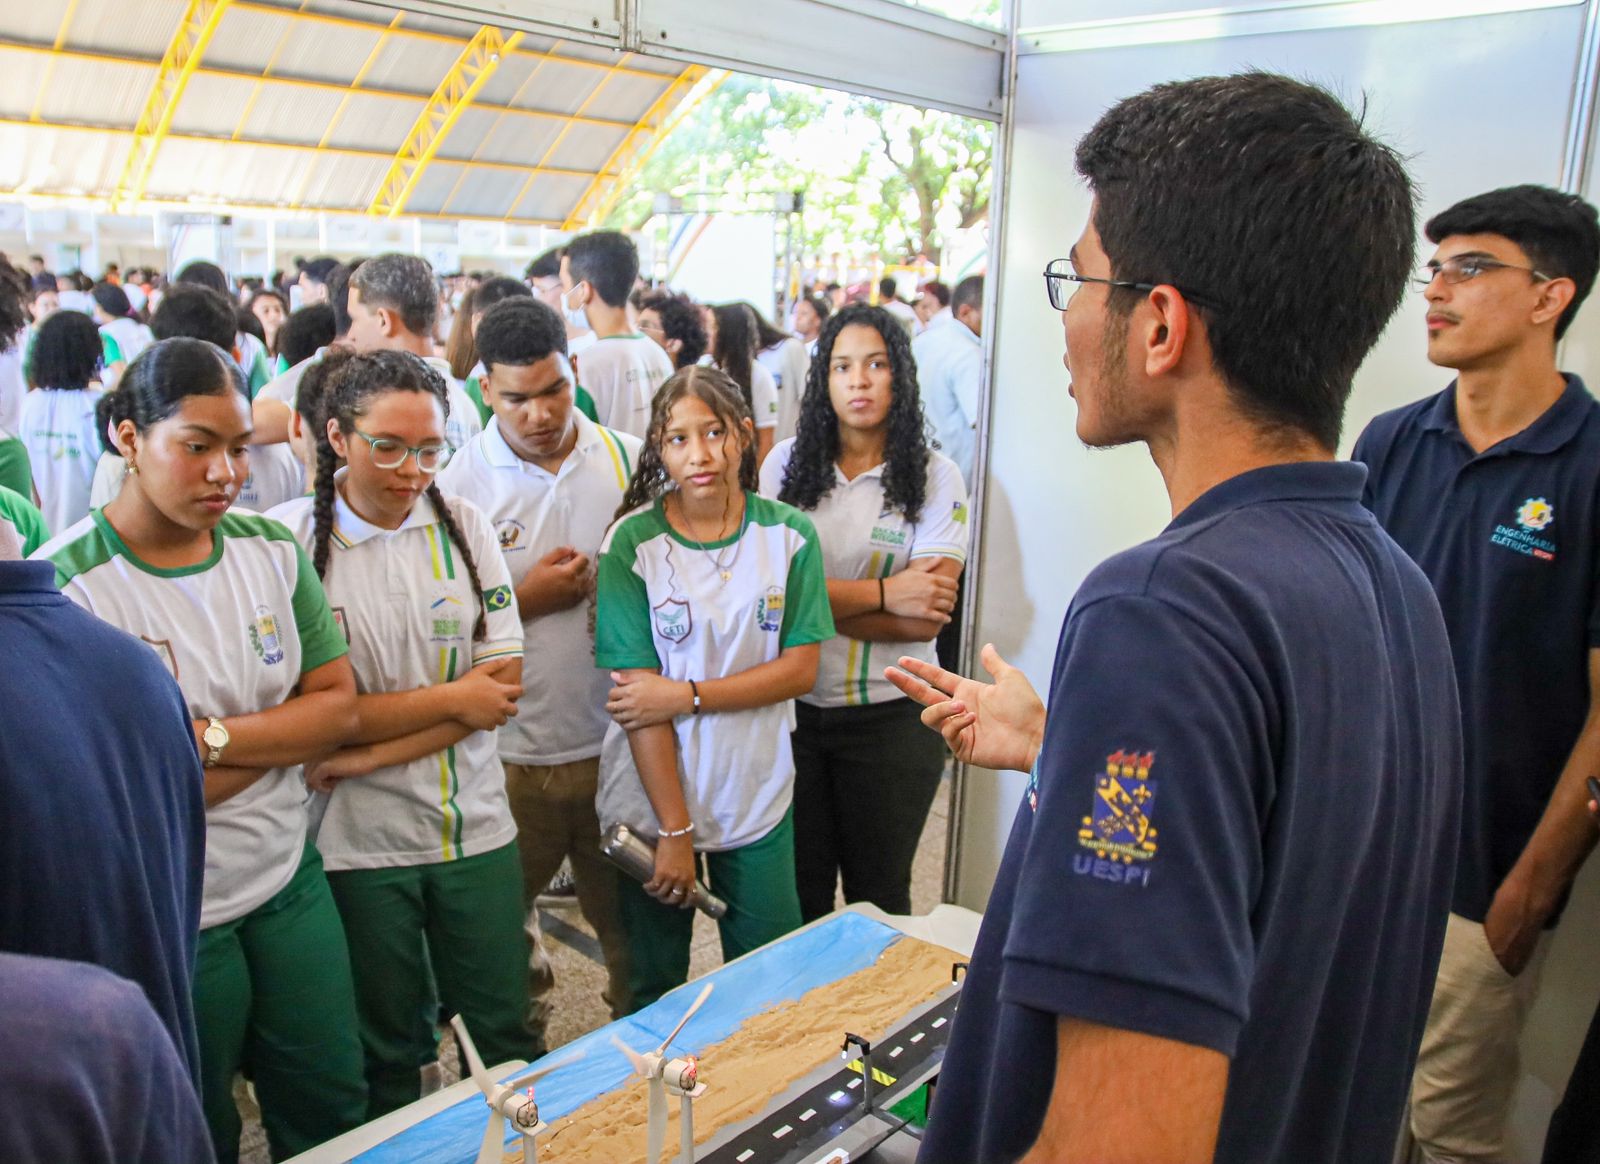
[
  {"xmin": 481, "ymin": 412, "xmax": 601, "ymax": 472},
  {"xmin": 329, "ymin": 467, "xmax": 441, "ymax": 547}
]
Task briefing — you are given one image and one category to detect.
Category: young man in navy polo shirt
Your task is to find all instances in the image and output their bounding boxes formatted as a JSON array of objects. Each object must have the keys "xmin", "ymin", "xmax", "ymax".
[
  {"xmin": 1352, "ymin": 185, "xmax": 1600, "ymax": 1164},
  {"xmin": 889, "ymin": 73, "xmax": 1462, "ymax": 1162}
]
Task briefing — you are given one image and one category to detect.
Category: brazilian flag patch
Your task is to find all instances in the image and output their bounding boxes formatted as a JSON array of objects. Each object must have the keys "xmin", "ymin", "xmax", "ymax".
[{"xmin": 483, "ymin": 585, "xmax": 513, "ymax": 612}]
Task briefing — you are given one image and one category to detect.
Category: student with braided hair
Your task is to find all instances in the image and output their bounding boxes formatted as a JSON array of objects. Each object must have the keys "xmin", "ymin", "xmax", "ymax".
[
  {"xmin": 33, "ymin": 337, "xmax": 367, "ymax": 1163},
  {"xmin": 267, "ymin": 349, "xmax": 537, "ymax": 1115}
]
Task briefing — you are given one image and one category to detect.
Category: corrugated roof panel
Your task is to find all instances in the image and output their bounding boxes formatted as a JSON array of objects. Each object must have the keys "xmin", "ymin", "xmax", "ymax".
[
  {"xmin": 0, "ymin": 124, "xmax": 126, "ymax": 197},
  {"xmin": 582, "ymin": 72, "xmax": 672, "ymax": 122},
  {"xmin": 621, "ymin": 54, "xmax": 688, "ymax": 77},
  {"xmin": 143, "ymin": 138, "xmax": 264, "ymax": 203},
  {"xmin": 291, "ymin": 152, "xmax": 388, "ymax": 211},
  {"xmin": 514, "ymin": 172, "xmax": 590, "ymax": 223},
  {"xmin": 388, "ymin": 10, "xmax": 481, "ymax": 40},
  {"xmin": 359, "ymin": 37, "xmax": 462, "ymax": 97},
  {"xmin": 268, "ymin": 18, "xmax": 382, "ymax": 87},
  {"xmin": 322, "ymin": 91, "xmax": 422, "ymax": 152},
  {"xmin": 546, "ymin": 124, "xmax": 627, "ymax": 173},
  {"xmin": 547, "ymin": 42, "xmax": 628, "ymax": 67},
  {"xmin": 0, "ymin": 4, "xmax": 68, "ymax": 44},
  {"xmin": 35, "ymin": 56, "xmax": 154, "ymax": 127},
  {"xmin": 435, "ymin": 106, "xmax": 496, "ymax": 161},
  {"xmin": 476, "ymin": 54, "xmax": 538, "ymax": 107},
  {"xmin": 204, "ymin": 5, "xmax": 287, "ymax": 74},
  {"xmin": 294, "ymin": 0, "xmax": 399, "ymax": 27},
  {"xmin": 238, "ymin": 83, "xmax": 347, "ymax": 147},
  {"xmin": 0, "ymin": 51, "xmax": 53, "ymax": 121},
  {"xmin": 401, "ymin": 161, "xmax": 466, "ymax": 216},
  {"xmin": 514, "ymin": 59, "xmax": 608, "ymax": 118},
  {"xmin": 169, "ymin": 73, "xmax": 256, "ymax": 138},
  {"xmin": 470, "ymin": 112, "xmax": 563, "ymax": 167},
  {"xmin": 65, "ymin": 0, "xmax": 187, "ymax": 59},
  {"xmin": 444, "ymin": 166, "xmax": 527, "ymax": 219}
]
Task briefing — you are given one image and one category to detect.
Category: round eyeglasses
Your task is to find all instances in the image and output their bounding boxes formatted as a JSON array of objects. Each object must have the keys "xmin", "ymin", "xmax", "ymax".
[{"xmin": 351, "ymin": 430, "xmax": 452, "ymax": 473}]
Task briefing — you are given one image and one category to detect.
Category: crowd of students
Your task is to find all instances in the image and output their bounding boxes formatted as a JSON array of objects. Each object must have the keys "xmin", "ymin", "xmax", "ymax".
[{"xmin": 0, "ymin": 228, "xmax": 971, "ymax": 1163}]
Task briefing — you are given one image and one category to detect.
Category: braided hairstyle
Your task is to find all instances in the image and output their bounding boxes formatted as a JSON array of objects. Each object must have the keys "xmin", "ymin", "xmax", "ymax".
[
  {"xmin": 311, "ymin": 350, "xmax": 488, "ymax": 640},
  {"xmin": 778, "ymin": 304, "xmax": 930, "ymax": 523},
  {"xmin": 613, "ymin": 365, "xmax": 757, "ymax": 522}
]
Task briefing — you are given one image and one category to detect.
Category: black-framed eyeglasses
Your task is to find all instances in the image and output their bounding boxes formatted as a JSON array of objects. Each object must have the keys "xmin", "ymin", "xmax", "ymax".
[
  {"xmin": 1413, "ymin": 255, "xmax": 1552, "ymax": 289},
  {"xmin": 351, "ymin": 430, "xmax": 452, "ymax": 473},
  {"xmin": 1042, "ymin": 258, "xmax": 1223, "ymax": 313}
]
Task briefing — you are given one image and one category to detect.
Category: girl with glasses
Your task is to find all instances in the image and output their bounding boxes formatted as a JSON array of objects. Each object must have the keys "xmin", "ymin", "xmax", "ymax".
[{"xmin": 268, "ymin": 350, "xmax": 536, "ymax": 1117}]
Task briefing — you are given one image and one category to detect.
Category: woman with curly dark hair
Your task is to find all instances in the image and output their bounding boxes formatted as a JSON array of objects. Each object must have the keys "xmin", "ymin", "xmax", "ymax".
[
  {"xmin": 707, "ymin": 302, "xmax": 778, "ymax": 464},
  {"xmin": 759, "ymin": 304, "xmax": 970, "ymax": 921}
]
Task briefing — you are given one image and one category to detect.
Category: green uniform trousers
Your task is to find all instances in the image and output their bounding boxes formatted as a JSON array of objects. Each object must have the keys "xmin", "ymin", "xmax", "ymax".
[
  {"xmin": 618, "ymin": 808, "xmax": 803, "ymax": 1011},
  {"xmin": 194, "ymin": 843, "xmax": 366, "ymax": 1164},
  {"xmin": 325, "ymin": 840, "xmax": 536, "ymax": 1119}
]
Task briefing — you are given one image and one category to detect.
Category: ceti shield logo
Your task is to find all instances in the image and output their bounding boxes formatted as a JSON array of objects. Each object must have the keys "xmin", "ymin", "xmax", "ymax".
[
  {"xmin": 1516, "ymin": 497, "xmax": 1554, "ymax": 532},
  {"xmin": 653, "ymin": 596, "xmax": 692, "ymax": 644},
  {"xmin": 1077, "ymin": 749, "xmax": 1159, "ymax": 864}
]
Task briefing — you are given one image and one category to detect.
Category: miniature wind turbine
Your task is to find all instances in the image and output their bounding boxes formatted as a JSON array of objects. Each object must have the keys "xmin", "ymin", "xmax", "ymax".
[
  {"xmin": 611, "ymin": 982, "xmax": 714, "ymax": 1164},
  {"xmin": 450, "ymin": 1013, "xmax": 584, "ymax": 1164}
]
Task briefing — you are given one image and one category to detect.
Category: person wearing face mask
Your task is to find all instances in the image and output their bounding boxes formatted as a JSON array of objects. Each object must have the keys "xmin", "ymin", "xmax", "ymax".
[{"xmin": 559, "ymin": 232, "xmax": 673, "ymax": 441}]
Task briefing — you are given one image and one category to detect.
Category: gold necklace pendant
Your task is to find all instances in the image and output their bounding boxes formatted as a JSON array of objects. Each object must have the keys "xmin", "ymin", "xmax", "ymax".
[{"xmin": 720, "ymin": 569, "xmax": 732, "ymax": 582}]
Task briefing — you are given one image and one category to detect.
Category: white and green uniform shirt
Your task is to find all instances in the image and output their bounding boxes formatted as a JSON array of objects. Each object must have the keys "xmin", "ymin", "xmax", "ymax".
[
  {"xmin": 422, "ymin": 355, "xmax": 485, "ymax": 453},
  {"xmin": 237, "ymin": 443, "xmax": 305, "ymax": 514},
  {"xmin": 757, "ymin": 337, "xmax": 810, "ymax": 444},
  {"xmin": 0, "ymin": 484, "xmax": 48, "ymax": 557},
  {"xmin": 749, "ymin": 361, "xmax": 779, "ymax": 432},
  {"xmin": 438, "ymin": 413, "xmax": 639, "ymax": 765},
  {"xmin": 574, "ymin": 334, "xmax": 673, "ymax": 441},
  {"xmin": 36, "ymin": 510, "xmax": 348, "ymax": 928},
  {"xmin": 594, "ymin": 492, "xmax": 834, "ymax": 850},
  {"xmin": 270, "ymin": 484, "xmax": 523, "ymax": 870},
  {"xmin": 21, "ymin": 387, "xmax": 104, "ymax": 535},
  {"xmin": 234, "ymin": 331, "xmax": 272, "ymax": 397},
  {"xmin": 98, "ymin": 317, "xmax": 154, "ymax": 389},
  {"xmin": 760, "ymin": 439, "xmax": 968, "ymax": 708}
]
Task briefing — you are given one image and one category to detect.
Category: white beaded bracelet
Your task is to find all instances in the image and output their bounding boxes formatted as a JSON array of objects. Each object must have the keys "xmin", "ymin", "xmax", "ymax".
[{"xmin": 659, "ymin": 822, "xmax": 695, "ymax": 838}]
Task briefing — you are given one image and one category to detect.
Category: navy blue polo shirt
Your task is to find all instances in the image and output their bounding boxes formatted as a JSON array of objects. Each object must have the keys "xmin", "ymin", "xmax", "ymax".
[
  {"xmin": 919, "ymin": 462, "xmax": 1461, "ymax": 1164},
  {"xmin": 0, "ymin": 560, "xmax": 207, "ymax": 1082},
  {"xmin": 1353, "ymin": 375, "xmax": 1600, "ymax": 925}
]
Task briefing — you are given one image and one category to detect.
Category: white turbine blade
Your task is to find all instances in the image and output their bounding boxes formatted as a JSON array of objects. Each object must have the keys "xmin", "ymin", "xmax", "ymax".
[
  {"xmin": 655, "ymin": 982, "xmax": 713, "ymax": 1057},
  {"xmin": 450, "ymin": 1014, "xmax": 495, "ymax": 1095},
  {"xmin": 647, "ymin": 1077, "xmax": 667, "ymax": 1164},
  {"xmin": 611, "ymin": 1033, "xmax": 648, "ymax": 1075},
  {"xmin": 503, "ymin": 1047, "xmax": 586, "ymax": 1090},
  {"xmin": 475, "ymin": 1110, "xmax": 505, "ymax": 1164}
]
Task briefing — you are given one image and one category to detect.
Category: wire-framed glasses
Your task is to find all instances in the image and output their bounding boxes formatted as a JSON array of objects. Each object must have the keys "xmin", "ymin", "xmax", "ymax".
[{"xmin": 351, "ymin": 430, "xmax": 452, "ymax": 473}]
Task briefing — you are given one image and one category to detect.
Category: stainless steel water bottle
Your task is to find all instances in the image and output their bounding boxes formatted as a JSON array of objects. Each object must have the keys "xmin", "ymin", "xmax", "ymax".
[{"xmin": 600, "ymin": 824, "xmax": 729, "ymax": 918}]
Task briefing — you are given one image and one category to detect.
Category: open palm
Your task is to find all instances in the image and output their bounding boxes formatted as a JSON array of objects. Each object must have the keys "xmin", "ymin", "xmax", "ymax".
[{"xmin": 886, "ymin": 643, "xmax": 1046, "ymax": 773}]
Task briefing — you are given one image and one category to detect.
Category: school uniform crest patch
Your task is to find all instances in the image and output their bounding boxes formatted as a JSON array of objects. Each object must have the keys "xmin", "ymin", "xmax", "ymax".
[
  {"xmin": 653, "ymin": 596, "xmax": 692, "ymax": 643},
  {"xmin": 1077, "ymin": 749, "xmax": 1159, "ymax": 864},
  {"xmin": 248, "ymin": 605, "xmax": 285, "ymax": 665}
]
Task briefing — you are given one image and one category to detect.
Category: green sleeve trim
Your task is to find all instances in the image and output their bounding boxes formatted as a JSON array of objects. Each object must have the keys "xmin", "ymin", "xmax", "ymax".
[
  {"xmin": 44, "ymin": 520, "xmax": 118, "ymax": 587},
  {"xmin": 779, "ymin": 510, "xmax": 836, "ymax": 648},
  {"xmin": 288, "ymin": 538, "xmax": 347, "ymax": 672},
  {"xmin": 101, "ymin": 332, "xmax": 124, "ymax": 366},
  {"xmin": 594, "ymin": 516, "xmax": 661, "ymax": 670},
  {"xmin": 0, "ymin": 437, "xmax": 32, "ymax": 499},
  {"xmin": 464, "ymin": 376, "xmax": 493, "ymax": 427},
  {"xmin": 576, "ymin": 384, "xmax": 600, "ymax": 423},
  {"xmin": 248, "ymin": 348, "xmax": 271, "ymax": 397},
  {"xmin": 0, "ymin": 486, "xmax": 48, "ymax": 557}
]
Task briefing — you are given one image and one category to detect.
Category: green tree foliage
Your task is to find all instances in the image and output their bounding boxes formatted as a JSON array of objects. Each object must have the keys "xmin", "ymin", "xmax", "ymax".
[{"xmin": 606, "ymin": 76, "xmax": 994, "ymax": 266}]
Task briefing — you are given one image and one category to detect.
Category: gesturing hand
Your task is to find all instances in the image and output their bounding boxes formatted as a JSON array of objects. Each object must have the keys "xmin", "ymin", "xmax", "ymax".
[{"xmin": 886, "ymin": 643, "xmax": 1046, "ymax": 773}]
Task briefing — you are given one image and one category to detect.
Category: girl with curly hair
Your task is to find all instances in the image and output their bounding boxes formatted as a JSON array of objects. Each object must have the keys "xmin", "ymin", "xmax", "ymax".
[
  {"xmin": 595, "ymin": 365, "xmax": 834, "ymax": 1008},
  {"xmin": 266, "ymin": 350, "xmax": 537, "ymax": 1116},
  {"xmin": 759, "ymin": 304, "xmax": 970, "ymax": 921}
]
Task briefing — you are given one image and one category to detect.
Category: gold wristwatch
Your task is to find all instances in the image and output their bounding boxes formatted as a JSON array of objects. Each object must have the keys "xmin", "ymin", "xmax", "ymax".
[{"xmin": 202, "ymin": 717, "xmax": 230, "ymax": 768}]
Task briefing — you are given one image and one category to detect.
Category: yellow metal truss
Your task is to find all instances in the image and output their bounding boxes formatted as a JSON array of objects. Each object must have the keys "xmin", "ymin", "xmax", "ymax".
[
  {"xmin": 110, "ymin": 0, "xmax": 232, "ymax": 211},
  {"xmin": 562, "ymin": 66, "xmax": 725, "ymax": 231},
  {"xmin": 368, "ymin": 25, "xmax": 523, "ymax": 217}
]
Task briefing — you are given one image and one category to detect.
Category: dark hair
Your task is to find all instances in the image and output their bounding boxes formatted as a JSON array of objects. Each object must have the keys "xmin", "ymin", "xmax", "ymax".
[
  {"xmin": 639, "ymin": 291, "xmax": 707, "ymax": 368},
  {"xmin": 739, "ymin": 301, "xmax": 791, "ymax": 350},
  {"xmin": 1075, "ymin": 71, "xmax": 1415, "ymax": 450},
  {"xmin": 329, "ymin": 259, "xmax": 362, "ymax": 338},
  {"xmin": 235, "ymin": 306, "xmax": 265, "ymax": 346},
  {"xmin": 176, "ymin": 261, "xmax": 230, "ymax": 297},
  {"xmin": 92, "ymin": 281, "xmax": 133, "ymax": 319},
  {"xmin": 710, "ymin": 302, "xmax": 759, "ymax": 411},
  {"xmin": 615, "ymin": 365, "xmax": 757, "ymax": 520},
  {"xmin": 299, "ymin": 257, "xmax": 342, "ymax": 288},
  {"xmin": 476, "ymin": 297, "xmax": 568, "ymax": 369},
  {"xmin": 779, "ymin": 305, "xmax": 930, "ymax": 522},
  {"xmin": 445, "ymin": 286, "xmax": 477, "ymax": 380},
  {"xmin": 279, "ymin": 303, "xmax": 336, "ymax": 368},
  {"xmin": 293, "ymin": 347, "xmax": 353, "ymax": 431},
  {"xmin": 0, "ymin": 256, "xmax": 27, "ymax": 352},
  {"xmin": 795, "ymin": 294, "xmax": 830, "ymax": 330},
  {"xmin": 524, "ymin": 247, "xmax": 562, "ymax": 282},
  {"xmin": 474, "ymin": 276, "xmax": 531, "ymax": 317},
  {"xmin": 350, "ymin": 253, "xmax": 438, "ymax": 337},
  {"xmin": 32, "ymin": 310, "xmax": 102, "ymax": 391},
  {"xmin": 951, "ymin": 274, "xmax": 984, "ymax": 314},
  {"xmin": 918, "ymin": 281, "xmax": 950, "ymax": 308},
  {"xmin": 151, "ymin": 284, "xmax": 237, "ymax": 349},
  {"xmin": 101, "ymin": 338, "xmax": 247, "ymax": 439},
  {"xmin": 1425, "ymin": 185, "xmax": 1600, "ymax": 340},
  {"xmin": 312, "ymin": 351, "xmax": 487, "ymax": 639},
  {"xmin": 878, "ymin": 277, "xmax": 900, "ymax": 301},
  {"xmin": 565, "ymin": 231, "xmax": 638, "ymax": 308}
]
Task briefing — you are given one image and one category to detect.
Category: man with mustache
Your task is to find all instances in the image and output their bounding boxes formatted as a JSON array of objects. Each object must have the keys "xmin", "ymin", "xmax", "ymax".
[{"xmin": 1353, "ymin": 185, "xmax": 1600, "ymax": 1164}]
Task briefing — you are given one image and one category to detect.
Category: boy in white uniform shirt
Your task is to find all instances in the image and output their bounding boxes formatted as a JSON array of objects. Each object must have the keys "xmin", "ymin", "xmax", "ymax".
[
  {"xmin": 559, "ymin": 231, "xmax": 672, "ymax": 440},
  {"xmin": 438, "ymin": 296, "xmax": 640, "ymax": 1023}
]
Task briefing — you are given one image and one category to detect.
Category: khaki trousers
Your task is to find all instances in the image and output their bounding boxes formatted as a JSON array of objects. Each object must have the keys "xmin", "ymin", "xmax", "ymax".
[
  {"xmin": 503, "ymin": 757, "xmax": 632, "ymax": 1020},
  {"xmin": 1405, "ymin": 912, "xmax": 1553, "ymax": 1163}
]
